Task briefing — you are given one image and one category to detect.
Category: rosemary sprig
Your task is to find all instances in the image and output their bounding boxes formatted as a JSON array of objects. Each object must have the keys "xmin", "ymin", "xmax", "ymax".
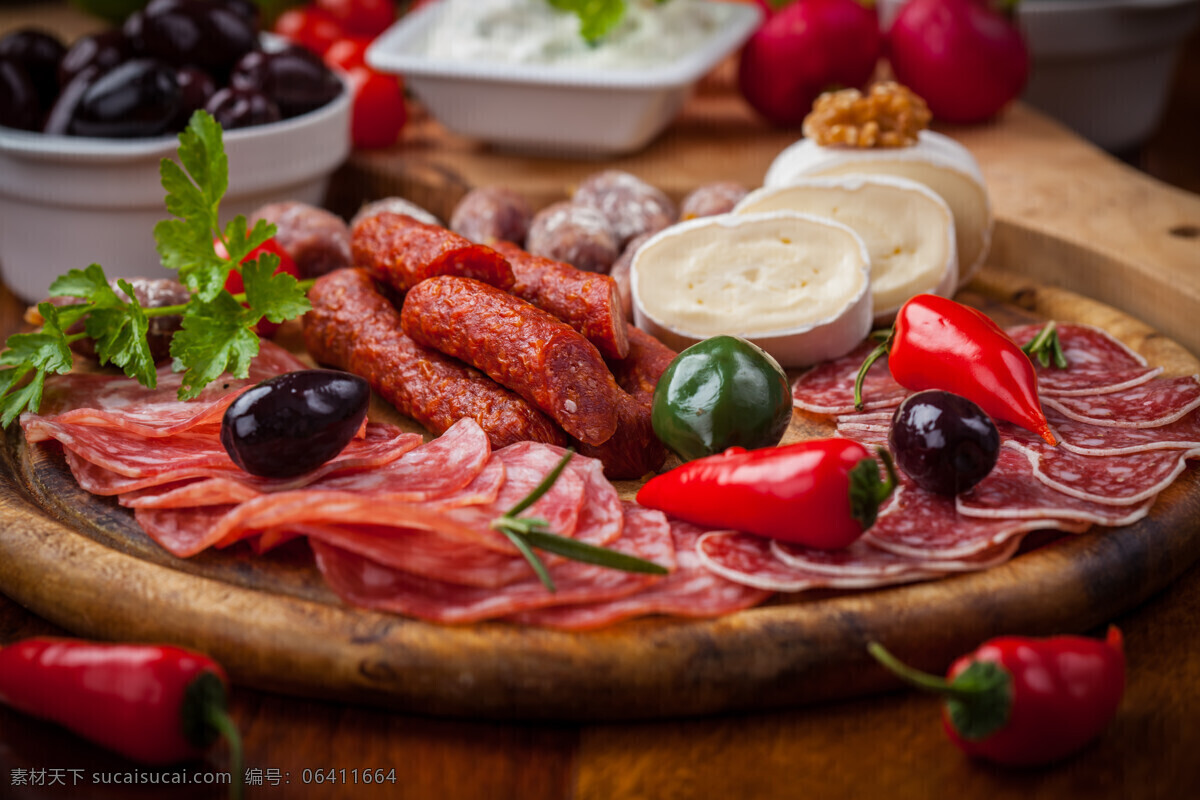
[
  {"xmin": 1021, "ymin": 320, "xmax": 1068, "ymax": 369},
  {"xmin": 489, "ymin": 449, "xmax": 669, "ymax": 592}
]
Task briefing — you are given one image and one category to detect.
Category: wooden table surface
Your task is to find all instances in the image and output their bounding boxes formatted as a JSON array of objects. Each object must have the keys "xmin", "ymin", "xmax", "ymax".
[{"xmin": 3, "ymin": 4, "xmax": 1200, "ymax": 798}]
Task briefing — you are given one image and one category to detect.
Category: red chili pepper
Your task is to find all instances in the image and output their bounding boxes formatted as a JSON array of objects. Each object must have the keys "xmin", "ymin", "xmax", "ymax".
[
  {"xmin": 855, "ymin": 294, "xmax": 1057, "ymax": 445},
  {"xmin": 0, "ymin": 638, "xmax": 243, "ymax": 794},
  {"xmin": 636, "ymin": 438, "xmax": 897, "ymax": 549},
  {"xmin": 869, "ymin": 626, "xmax": 1126, "ymax": 766}
]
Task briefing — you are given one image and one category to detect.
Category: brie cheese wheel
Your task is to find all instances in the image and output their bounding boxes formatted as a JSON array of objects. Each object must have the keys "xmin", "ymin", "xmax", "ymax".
[
  {"xmin": 630, "ymin": 211, "xmax": 872, "ymax": 368},
  {"xmin": 763, "ymin": 130, "xmax": 992, "ymax": 287},
  {"xmin": 733, "ymin": 175, "xmax": 958, "ymax": 322}
]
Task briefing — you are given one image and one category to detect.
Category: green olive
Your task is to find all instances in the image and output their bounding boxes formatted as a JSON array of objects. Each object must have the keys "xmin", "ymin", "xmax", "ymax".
[{"xmin": 651, "ymin": 335, "xmax": 792, "ymax": 462}]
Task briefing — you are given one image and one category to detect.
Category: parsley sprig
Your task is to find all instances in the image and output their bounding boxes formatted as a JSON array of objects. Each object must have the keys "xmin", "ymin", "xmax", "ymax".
[
  {"xmin": 0, "ymin": 111, "xmax": 312, "ymax": 426},
  {"xmin": 547, "ymin": 0, "xmax": 670, "ymax": 45}
]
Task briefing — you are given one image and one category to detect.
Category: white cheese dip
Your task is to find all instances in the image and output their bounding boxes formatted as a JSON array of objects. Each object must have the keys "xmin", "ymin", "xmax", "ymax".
[{"xmin": 422, "ymin": 0, "xmax": 733, "ymax": 70}]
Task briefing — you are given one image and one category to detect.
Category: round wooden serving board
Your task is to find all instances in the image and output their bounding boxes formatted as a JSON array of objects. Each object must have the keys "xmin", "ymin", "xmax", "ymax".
[{"xmin": 0, "ymin": 262, "xmax": 1197, "ymax": 721}]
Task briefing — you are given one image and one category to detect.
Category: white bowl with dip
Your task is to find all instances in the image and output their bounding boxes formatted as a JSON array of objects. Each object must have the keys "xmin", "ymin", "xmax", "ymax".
[
  {"xmin": 366, "ymin": 0, "xmax": 762, "ymax": 156},
  {"xmin": 0, "ymin": 67, "xmax": 351, "ymax": 305}
]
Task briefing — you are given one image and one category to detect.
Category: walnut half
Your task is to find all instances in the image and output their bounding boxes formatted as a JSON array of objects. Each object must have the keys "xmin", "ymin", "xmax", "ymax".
[{"xmin": 802, "ymin": 82, "xmax": 932, "ymax": 148}]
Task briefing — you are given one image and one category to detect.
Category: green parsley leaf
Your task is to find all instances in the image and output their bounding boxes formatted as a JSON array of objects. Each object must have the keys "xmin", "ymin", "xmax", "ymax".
[
  {"xmin": 0, "ymin": 303, "xmax": 75, "ymax": 427},
  {"xmin": 49, "ymin": 265, "xmax": 157, "ymax": 388},
  {"xmin": 240, "ymin": 255, "xmax": 311, "ymax": 325},
  {"xmin": 168, "ymin": 291, "xmax": 261, "ymax": 401},
  {"xmin": 547, "ymin": 0, "xmax": 628, "ymax": 44}
]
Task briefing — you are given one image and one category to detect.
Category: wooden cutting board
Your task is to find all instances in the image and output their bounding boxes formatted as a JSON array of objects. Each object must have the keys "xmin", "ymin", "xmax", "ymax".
[{"xmin": 0, "ymin": 261, "xmax": 1197, "ymax": 720}]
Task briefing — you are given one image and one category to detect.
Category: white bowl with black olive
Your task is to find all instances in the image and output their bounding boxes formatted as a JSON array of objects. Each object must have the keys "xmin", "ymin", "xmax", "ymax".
[{"xmin": 0, "ymin": 0, "xmax": 351, "ymax": 304}]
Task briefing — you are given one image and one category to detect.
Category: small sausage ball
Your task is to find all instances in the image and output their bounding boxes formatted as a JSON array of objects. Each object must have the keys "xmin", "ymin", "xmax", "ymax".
[
  {"xmin": 573, "ymin": 169, "xmax": 677, "ymax": 248},
  {"xmin": 526, "ymin": 200, "xmax": 620, "ymax": 274},
  {"xmin": 250, "ymin": 201, "xmax": 351, "ymax": 279},
  {"xmin": 680, "ymin": 181, "xmax": 749, "ymax": 220},
  {"xmin": 350, "ymin": 196, "xmax": 442, "ymax": 229},
  {"xmin": 450, "ymin": 186, "xmax": 533, "ymax": 246},
  {"xmin": 608, "ymin": 232, "xmax": 654, "ymax": 322}
]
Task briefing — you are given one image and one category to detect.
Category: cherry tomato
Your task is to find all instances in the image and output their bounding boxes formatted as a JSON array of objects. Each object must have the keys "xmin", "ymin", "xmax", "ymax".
[
  {"xmin": 345, "ymin": 65, "xmax": 406, "ymax": 149},
  {"xmin": 316, "ymin": 0, "xmax": 395, "ymax": 38},
  {"xmin": 323, "ymin": 36, "xmax": 371, "ymax": 72},
  {"xmin": 272, "ymin": 7, "xmax": 345, "ymax": 56},
  {"xmin": 217, "ymin": 237, "xmax": 300, "ymax": 338}
]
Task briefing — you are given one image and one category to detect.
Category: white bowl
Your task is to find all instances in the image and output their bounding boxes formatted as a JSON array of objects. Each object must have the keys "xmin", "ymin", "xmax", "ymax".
[
  {"xmin": 879, "ymin": 0, "xmax": 1200, "ymax": 152},
  {"xmin": 0, "ymin": 70, "xmax": 352, "ymax": 304},
  {"xmin": 365, "ymin": 0, "xmax": 762, "ymax": 157}
]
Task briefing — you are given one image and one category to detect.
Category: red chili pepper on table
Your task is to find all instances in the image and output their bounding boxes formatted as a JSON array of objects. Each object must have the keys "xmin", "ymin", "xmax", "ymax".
[
  {"xmin": 0, "ymin": 638, "xmax": 243, "ymax": 796},
  {"xmin": 869, "ymin": 627, "xmax": 1126, "ymax": 766},
  {"xmin": 636, "ymin": 438, "xmax": 898, "ymax": 550},
  {"xmin": 855, "ymin": 294, "xmax": 1057, "ymax": 446}
]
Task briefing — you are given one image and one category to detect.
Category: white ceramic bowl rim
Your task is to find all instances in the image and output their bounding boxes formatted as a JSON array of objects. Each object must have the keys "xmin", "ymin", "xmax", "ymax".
[{"xmin": 366, "ymin": 1, "xmax": 762, "ymax": 90}]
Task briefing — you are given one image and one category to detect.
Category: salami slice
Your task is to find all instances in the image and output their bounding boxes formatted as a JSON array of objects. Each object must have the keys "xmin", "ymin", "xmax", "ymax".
[
  {"xmin": 1005, "ymin": 440, "xmax": 1199, "ymax": 506},
  {"xmin": 1006, "ymin": 323, "xmax": 1148, "ymax": 371},
  {"xmin": 1048, "ymin": 407, "xmax": 1200, "ymax": 456},
  {"xmin": 1042, "ymin": 376, "xmax": 1200, "ymax": 428},
  {"xmin": 771, "ymin": 535, "xmax": 1021, "ymax": 577},
  {"xmin": 696, "ymin": 531, "xmax": 938, "ymax": 592},
  {"xmin": 311, "ymin": 502, "xmax": 675, "ymax": 624},
  {"xmin": 26, "ymin": 340, "xmax": 307, "ymax": 438},
  {"xmin": 863, "ymin": 481, "xmax": 1089, "ymax": 559},
  {"xmin": 1036, "ymin": 366, "xmax": 1163, "ymax": 397},
  {"xmin": 507, "ymin": 518, "xmax": 772, "ymax": 630},
  {"xmin": 52, "ymin": 422, "xmax": 419, "ymax": 492},
  {"xmin": 792, "ymin": 341, "xmax": 907, "ymax": 415},
  {"xmin": 956, "ymin": 447, "xmax": 1155, "ymax": 526},
  {"xmin": 295, "ymin": 523, "xmax": 534, "ymax": 589}
]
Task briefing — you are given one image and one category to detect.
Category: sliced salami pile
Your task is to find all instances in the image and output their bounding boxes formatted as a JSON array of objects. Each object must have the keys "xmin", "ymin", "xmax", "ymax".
[
  {"xmin": 20, "ymin": 341, "xmax": 765, "ymax": 629},
  {"xmin": 726, "ymin": 322, "xmax": 1200, "ymax": 594}
]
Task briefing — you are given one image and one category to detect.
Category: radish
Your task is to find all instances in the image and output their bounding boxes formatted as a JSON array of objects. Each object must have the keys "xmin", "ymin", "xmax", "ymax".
[
  {"xmin": 887, "ymin": 0, "xmax": 1029, "ymax": 124},
  {"xmin": 737, "ymin": 0, "xmax": 882, "ymax": 128}
]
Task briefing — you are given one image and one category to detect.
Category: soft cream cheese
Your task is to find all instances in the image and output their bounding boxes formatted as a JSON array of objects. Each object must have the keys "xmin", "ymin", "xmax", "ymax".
[
  {"xmin": 763, "ymin": 131, "xmax": 992, "ymax": 287},
  {"xmin": 734, "ymin": 175, "xmax": 958, "ymax": 321},
  {"xmin": 422, "ymin": 0, "xmax": 733, "ymax": 70},
  {"xmin": 631, "ymin": 212, "xmax": 873, "ymax": 366}
]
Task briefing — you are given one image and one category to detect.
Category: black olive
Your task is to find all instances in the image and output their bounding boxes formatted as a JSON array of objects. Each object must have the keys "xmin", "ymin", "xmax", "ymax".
[
  {"xmin": 220, "ymin": 370, "xmax": 371, "ymax": 478},
  {"xmin": 44, "ymin": 65, "xmax": 100, "ymax": 135},
  {"xmin": 0, "ymin": 28, "xmax": 66, "ymax": 114},
  {"xmin": 70, "ymin": 58, "xmax": 182, "ymax": 138},
  {"xmin": 0, "ymin": 57, "xmax": 39, "ymax": 131},
  {"xmin": 171, "ymin": 65, "xmax": 217, "ymax": 130},
  {"xmin": 204, "ymin": 85, "xmax": 281, "ymax": 129},
  {"xmin": 230, "ymin": 45, "xmax": 341, "ymax": 118},
  {"xmin": 888, "ymin": 390, "xmax": 1001, "ymax": 496},
  {"xmin": 58, "ymin": 29, "xmax": 129, "ymax": 87},
  {"xmin": 137, "ymin": 0, "xmax": 257, "ymax": 76}
]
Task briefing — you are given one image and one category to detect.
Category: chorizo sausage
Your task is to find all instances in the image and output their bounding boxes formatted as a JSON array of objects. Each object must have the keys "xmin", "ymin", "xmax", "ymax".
[
  {"xmin": 302, "ymin": 269, "xmax": 566, "ymax": 449},
  {"xmin": 400, "ymin": 276, "xmax": 621, "ymax": 446},
  {"xmin": 490, "ymin": 240, "xmax": 630, "ymax": 361},
  {"xmin": 351, "ymin": 211, "xmax": 514, "ymax": 293},
  {"xmin": 607, "ymin": 325, "xmax": 677, "ymax": 403},
  {"xmin": 575, "ymin": 390, "xmax": 667, "ymax": 480}
]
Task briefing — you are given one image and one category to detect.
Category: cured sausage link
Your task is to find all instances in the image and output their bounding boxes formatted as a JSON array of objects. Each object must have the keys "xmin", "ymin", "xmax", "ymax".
[
  {"xmin": 303, "ymin": 269, "xmax": 567, "ymax": 449},
  {"xmin": 351, "ymin": 211, "xmax": 515, "ymax": 293},
  {"xmin": 578, "ymin": 326, "xmax": 676, "ymax": 479},
  {"xmin": 608, "ymin": 325, "xmax": 678, "ymax": 403},
  {"xmin": 400, "ymin": 276, "xmax": 622, "ymax": 447},
  {"xmin": 576, "ymin": 390, "xmax": 667, "ymax": 480},
  {"xmin": 491, "ymin": 240, "xmax": 630, "ymax": 361}
]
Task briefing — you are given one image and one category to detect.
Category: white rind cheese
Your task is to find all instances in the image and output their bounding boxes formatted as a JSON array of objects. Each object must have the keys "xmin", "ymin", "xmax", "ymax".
[
  {"xmin": 733, "ymin": 175, "xmax": 958, "ymax": 323},
  {"xmin": 763, "ymin": 130, "xmax": 992, "ymax": 287},
  {"xmin": 630, "ymin": 212, "xmax": 873, "ymax": 367}
]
